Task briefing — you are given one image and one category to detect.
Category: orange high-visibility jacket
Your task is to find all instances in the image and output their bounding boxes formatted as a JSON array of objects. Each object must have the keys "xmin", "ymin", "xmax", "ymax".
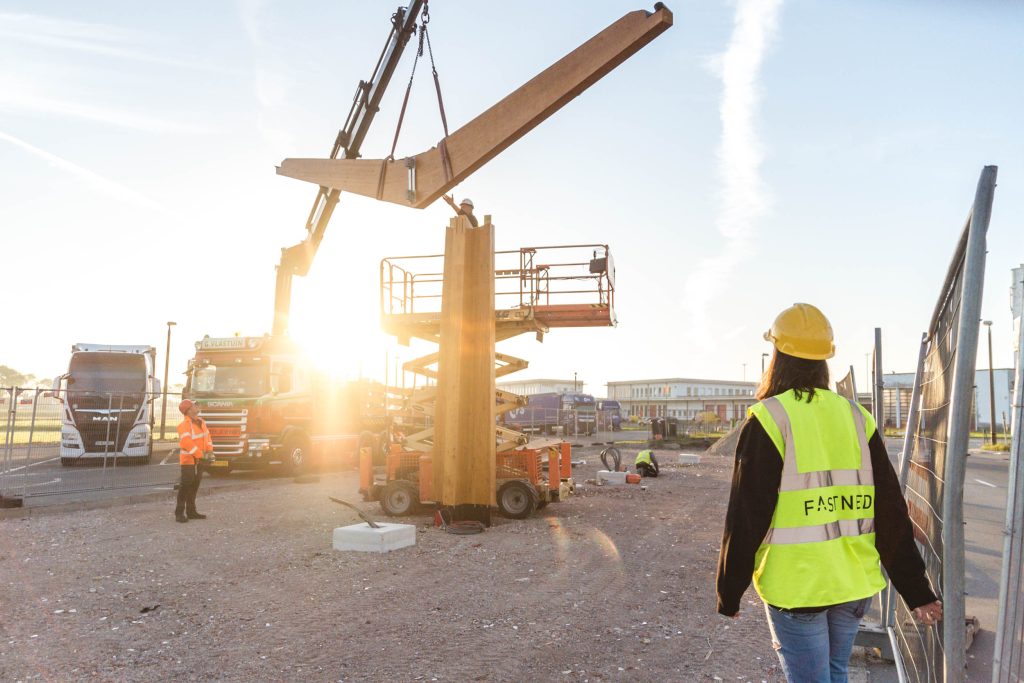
[{"xmin": 177, "ymin": 416, "xmax": 213, "ymax": 465}]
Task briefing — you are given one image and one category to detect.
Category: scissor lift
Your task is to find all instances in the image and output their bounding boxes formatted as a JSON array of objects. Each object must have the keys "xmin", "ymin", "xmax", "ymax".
[{"xmin": 361, "ymin": 243, "xmax": 615, "ymax": 518}]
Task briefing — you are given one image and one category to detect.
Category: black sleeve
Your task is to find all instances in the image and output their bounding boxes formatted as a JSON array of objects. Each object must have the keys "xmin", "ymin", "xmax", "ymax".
[
  {"xmin": 651, "ymin": 453, "xmax": 659, "ymax": 473},
  {"xmin": 716, "ymin": 417, "xmax": 782, "ymax": 616},
  {"xmin": 870, "ymin": 432, "xmax": 938, "ymax": 609}
]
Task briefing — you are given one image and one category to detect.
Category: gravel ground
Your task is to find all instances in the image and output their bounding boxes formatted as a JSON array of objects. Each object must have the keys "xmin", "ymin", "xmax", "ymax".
[{"xmin": 0, "ymin": 447, "xmax": 784, "ymax": 682}]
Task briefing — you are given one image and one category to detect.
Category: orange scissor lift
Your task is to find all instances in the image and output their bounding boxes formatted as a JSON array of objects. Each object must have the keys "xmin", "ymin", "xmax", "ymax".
[{"xmin": 360, "ymin": 243, "xmax": 616, "ymax": 519}]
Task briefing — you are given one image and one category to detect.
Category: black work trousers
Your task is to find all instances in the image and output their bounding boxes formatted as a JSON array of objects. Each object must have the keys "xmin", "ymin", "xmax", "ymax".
[
  {"xmin": 175, "ymin": 463, "xmax": 204, "ymax": 515},
  {"xmin": 636, "ymin": 462, "xmax": 659, "ymax": 478}
]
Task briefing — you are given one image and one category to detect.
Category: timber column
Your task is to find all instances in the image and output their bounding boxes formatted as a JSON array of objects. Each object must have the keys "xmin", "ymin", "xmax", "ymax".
[{"xmin": 433, "ymin": 214, "xmax": 496, "ymax": 524}]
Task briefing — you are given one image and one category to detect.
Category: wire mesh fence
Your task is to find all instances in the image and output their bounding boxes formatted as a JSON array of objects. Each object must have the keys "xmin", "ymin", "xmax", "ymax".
[
  {"xmin": 1, "ymin": 386, "xmax": 186, "ymax": 505},
  {"xmin": 889, "ymin": 166, "xmax": 996, "ymax": 681},
  {"xmin": 992, "ymin": 303, "xmax": 1024, "ymax": 682}
]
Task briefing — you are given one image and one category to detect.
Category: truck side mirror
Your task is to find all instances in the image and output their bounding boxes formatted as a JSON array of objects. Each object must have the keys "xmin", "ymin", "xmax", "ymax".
[{"xmin": 51, "ymin": 376, "xmax": 62, "ymax": 400}]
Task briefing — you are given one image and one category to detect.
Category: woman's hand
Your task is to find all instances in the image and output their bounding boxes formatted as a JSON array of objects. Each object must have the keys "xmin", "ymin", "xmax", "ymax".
[{"xmin": 913, "ymin": 600, "xmax": 943, "ymax": 625}]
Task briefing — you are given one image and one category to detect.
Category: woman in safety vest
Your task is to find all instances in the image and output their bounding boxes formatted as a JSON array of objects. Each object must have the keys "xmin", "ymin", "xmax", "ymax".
[{"xmin": 716, "ymin": 303, "xmax": 942, "ymax": 682}]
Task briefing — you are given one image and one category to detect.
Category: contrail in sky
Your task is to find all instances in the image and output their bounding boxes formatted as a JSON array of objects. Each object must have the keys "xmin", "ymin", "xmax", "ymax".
[
  {"xmin": 0, "ymin": 129, "xmax": 163, "ymax": 210},
  {"xmin": 682, "ymin": 0, "xmax": 782, "ymax": 347}
]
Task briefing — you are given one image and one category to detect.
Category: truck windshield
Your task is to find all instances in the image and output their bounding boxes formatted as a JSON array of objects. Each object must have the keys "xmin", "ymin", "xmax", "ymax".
[
  {"xmin": 69, "ymin": 353, "xmax": 146, "ymax": 394},
  {"xmin": 191, "ymin": 363, "xmax": 267, "ymax": 396}
]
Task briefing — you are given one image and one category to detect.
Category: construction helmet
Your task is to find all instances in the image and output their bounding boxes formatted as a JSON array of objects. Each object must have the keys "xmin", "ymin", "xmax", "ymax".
[
  {"xmin": 459, "ymin": 198, "xmax": 474, "ymax": 209},
  {"xmin": 764, "ymin": 303, "xmax": 835, "ymax": 360},
  {"xmin": 178, "ymin": 399, "xmax": 196, "ymax": 414}
]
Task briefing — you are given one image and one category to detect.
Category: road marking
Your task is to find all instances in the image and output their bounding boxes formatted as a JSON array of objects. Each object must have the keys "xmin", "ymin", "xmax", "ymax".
[
  {"xmin": 3, "ymin": 456, "xmax": 59, "ymax": 473},
  {"xmin": 974, "ymin": 478, "xmax": 997, "ymax": 488},
  {"xmin": 22, "ymin": 478, "xmax": 61, "ymax": 489},
  {"xmin": 159, "ymin": 451, "xmax": 178, "ymax": 466}
]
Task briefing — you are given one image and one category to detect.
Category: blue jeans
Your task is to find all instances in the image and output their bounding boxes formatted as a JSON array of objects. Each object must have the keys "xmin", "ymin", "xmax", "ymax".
[{"xmin": 764, "ymin": 597, "xmax": 872, "ymax": 683}]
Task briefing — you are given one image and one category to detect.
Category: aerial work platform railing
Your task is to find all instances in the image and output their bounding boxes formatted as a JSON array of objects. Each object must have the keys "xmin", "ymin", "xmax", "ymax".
[
  {"xmin": 380, "ymin": 243, "xmax": 615, "ymax": 342},
  {"xmin": 379, "ymin": 242, "xmax": 615, "ymax": 455}
]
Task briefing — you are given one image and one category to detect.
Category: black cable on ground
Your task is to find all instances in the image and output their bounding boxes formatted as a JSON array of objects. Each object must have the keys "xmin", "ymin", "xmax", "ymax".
[{"xmin": 600, "ymin": 446, "xmax": 622, "ymax": 471}]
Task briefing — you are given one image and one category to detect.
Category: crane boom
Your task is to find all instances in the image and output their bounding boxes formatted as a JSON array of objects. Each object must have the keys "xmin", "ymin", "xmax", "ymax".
[{"xmin": 273, "ymin": 0, "xmax": 425, "ymax": 336}]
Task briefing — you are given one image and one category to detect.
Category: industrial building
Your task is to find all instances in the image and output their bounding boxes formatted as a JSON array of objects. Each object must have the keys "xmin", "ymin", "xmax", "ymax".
[
  {"xmin": 606, "ymin": 377, "xmax": 758, "ymax": 423},
  {"xmin": 880, "ymin": 369, "xmax": 1016, "ymax": 432},
  {"xmin": 495, "ymin": 378, "xmax": 584, "ymax": 396}
]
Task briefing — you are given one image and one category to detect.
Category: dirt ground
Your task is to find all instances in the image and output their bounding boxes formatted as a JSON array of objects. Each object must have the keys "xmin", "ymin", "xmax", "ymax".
[{"xmin": 0, "ymin": 446, "xmax": 785, "ymax": 682}]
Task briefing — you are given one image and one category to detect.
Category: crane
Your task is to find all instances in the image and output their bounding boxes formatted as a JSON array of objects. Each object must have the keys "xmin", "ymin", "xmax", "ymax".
[{"xmin": 272, "ymin": 0, "xmax": 425, "ymax": 336}]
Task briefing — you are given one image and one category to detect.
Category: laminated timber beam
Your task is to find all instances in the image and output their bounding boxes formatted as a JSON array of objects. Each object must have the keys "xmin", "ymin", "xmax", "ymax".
[{"xmin": 276, "ymin": 4, "xmax": 673, "ymax": 208}]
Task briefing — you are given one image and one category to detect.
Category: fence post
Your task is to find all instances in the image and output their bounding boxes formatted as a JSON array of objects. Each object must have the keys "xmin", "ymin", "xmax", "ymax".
[
  {"xmin": 942, "ymin": 165, "xmax": 997, "ymax": 678},
  {"xmin": 992, "ymin": 297, "xmax": 1024, "ymax": 682}
]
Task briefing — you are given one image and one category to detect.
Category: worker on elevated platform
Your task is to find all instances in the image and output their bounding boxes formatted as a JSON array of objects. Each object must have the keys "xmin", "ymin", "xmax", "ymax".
[
  {"xmin": 442, "ymin": 194, "xmax": 478, "ymax": 227},
  {"xmin": 634, "ymin": 449, "xmax": 659, "ymax": 477}
]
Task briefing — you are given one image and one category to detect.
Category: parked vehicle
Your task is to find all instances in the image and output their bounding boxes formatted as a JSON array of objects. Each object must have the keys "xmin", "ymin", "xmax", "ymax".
[
  {"xmin": 185, "ymin": 335, "xmax": 387, "ymax": 475},
  {"xmin": 502, "ymin": 391, "xmax": 597, "ymax": 436},
  {"xmin": 597, "ymin": 399, "xmax": 622, "ymax": 431},
  {"xmin": 52, "ymin": 344, "xmax": 160, "ymax": 465}
]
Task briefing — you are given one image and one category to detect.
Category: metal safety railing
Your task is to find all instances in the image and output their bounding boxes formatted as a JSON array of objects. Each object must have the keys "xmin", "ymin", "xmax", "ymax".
[
  {"xmin": 1, "ymin": 387, "xmax": 186, "ymax": 506},
  {"xmin": 380, "ymin": 243, "xmax": 615, "ymax": 319}
]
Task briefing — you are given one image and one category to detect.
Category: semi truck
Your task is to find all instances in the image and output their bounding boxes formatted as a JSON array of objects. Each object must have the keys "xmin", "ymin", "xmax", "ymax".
[
  {"xmin": 503, "ymin": 392, "xmax": 597, "ymax": 436},
  {"xmin": 184, "ymin": 335, "xmax": 387, "ymax": 474},
  {"xmin": 53, "ymin": 344, "xmax": 160, "ymax": 465},
  {"xmin": 597, "ymin": 399, "xmax": 623, "ymax": 431}
]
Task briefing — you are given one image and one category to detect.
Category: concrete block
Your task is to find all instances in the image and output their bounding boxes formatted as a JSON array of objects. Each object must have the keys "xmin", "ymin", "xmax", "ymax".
[
  {"xmin": 332, "ymin": 522, "xmax": 416, "ymax": 553},
  {"xmin": 597, "ymin": 470, "xmax": 627, "ymax": 485},
  {"xmin": 678, "ymin": 453, "xmax": 702, "ymax": 465}
]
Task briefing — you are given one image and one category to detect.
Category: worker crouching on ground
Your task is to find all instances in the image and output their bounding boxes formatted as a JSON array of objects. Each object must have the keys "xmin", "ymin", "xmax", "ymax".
[
  {"xmin": 716, "ymin": 303, "xmax": 942, "ymax": 682},
  {"xmin": 634, "ymin": 449, "xmax": 659, "ymax": 477},
  {"xmin": 175, "ymin": 399, "xmax": 214, "ymax": 523},
  {"xmin": 442, "ymin": 194, "xmax": 478, "ymax": 227}
]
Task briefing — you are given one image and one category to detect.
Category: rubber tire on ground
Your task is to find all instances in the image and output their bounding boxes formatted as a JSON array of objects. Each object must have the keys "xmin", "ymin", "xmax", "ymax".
[
  {"xmin": 60, "ymin": 457, "xmax": 77, "ymax": 467},
  {"xmin": 497, "ymin": 480, "xmax": 538, "ymax": 520},
  {"xmin": 380, "ymin": 480, "xmax": 418, "ymax": 517},
  {"xmin": 283, "ymin": 434, "xmax": 312, "ymax": 475}
]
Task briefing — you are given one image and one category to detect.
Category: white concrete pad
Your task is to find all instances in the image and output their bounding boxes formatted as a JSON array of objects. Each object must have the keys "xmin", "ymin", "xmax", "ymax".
[
  {"xmin": 597, "ymin": 470, "xmax": 628, "ymax": 485},
  {"xmin": 678, "ymin": 453, "xmax": 702, "ymax": 465},
  {"xmin": 332, "ymin": 522, "xmax": 416, "ymax": 553}
]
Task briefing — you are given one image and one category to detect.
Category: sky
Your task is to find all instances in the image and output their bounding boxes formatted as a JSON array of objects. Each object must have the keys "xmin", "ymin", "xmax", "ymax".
[{"xmin": 1, "ymin": 0, "xmax": 1021, "ymax": 395}]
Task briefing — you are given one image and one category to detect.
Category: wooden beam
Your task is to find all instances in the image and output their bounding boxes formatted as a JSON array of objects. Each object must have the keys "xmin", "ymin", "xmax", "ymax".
[{"xmin": 277, "ymin": 5, "xmax": 672, "ymax": 208}]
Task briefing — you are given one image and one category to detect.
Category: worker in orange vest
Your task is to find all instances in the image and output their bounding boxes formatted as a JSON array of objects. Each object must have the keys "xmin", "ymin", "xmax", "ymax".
[{"xmin": 175, "ymin": 399, "xmax": 214, "ymax": 523}]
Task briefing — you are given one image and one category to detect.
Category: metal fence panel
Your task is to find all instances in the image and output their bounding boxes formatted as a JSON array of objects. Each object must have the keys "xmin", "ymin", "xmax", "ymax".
[
  {"xmin": 992, "ymin": 296, "xmax": 1024, "ymax": 682},
  {"xmin": 0, "ymin": 387, "xmax": 186, "ymax": 505},
  {"xmin": 889, "ymin": 166, "xmax": 997, "ymax": 681}
]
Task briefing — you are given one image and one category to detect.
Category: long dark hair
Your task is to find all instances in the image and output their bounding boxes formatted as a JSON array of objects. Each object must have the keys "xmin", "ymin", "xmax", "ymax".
[{"xmin": 756, "ymin": 350, "xmax": 830, "ymax": 402}]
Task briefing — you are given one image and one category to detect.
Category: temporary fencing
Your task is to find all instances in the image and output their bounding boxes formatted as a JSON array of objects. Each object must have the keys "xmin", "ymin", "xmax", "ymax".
[
  {"xmin": 992, "ymin": 296, "xmax": 1024, "ymax": 682},
  {"xmin": 0, "ymin": 386, "xmax": 186, "ymax": 506},
  {"xmin": 835, "ymin": 366, "xmax": 858, "ymax": 401},
  {"xmin": 888, "ymin": 166, "xmax": 997, "ymax": 681}
]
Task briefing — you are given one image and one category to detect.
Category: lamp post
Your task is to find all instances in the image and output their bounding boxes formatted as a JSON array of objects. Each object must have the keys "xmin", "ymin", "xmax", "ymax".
[
  {"xmin": 983, "ymin": 320, "xmax": 996, "ymax": 445},
  {"xmin": 160, "ymin": 321, "xmax": 176, "ymax": 441}
]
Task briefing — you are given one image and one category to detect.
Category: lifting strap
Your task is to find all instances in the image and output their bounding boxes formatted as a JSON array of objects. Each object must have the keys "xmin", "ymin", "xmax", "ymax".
[{"xmin": 377, "ymin": 0, "xmax": 451, "ymax": 199}]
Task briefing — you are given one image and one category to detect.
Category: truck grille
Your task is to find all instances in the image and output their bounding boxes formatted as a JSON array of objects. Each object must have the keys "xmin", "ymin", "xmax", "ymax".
[{"xmin": 200, "ymin": 409, "xmax": 247, "ymax": 456}]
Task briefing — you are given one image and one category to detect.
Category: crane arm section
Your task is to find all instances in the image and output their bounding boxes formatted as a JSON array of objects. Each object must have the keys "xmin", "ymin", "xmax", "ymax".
[
  {"xmin": 275, "ymin": 4, "xmax": 673, "ymax": 209},
  {"xmin": 273, "ymin": 0, "xmax": 424, "ymax": 336}
]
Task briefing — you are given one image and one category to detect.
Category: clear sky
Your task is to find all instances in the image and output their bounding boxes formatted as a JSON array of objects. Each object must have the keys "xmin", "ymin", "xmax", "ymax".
[{"xmin": 1, "ymin": 0, "xmax": 1021, "ymax": 395}]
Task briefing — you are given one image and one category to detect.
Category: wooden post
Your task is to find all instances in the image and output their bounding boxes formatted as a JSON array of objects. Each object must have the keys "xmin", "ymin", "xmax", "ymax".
[{"xmin": 433, "ymin": 214, "xmax": 496, "ymax": 523}]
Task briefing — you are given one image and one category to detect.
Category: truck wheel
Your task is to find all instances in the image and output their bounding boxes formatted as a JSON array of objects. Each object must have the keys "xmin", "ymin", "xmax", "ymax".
[
  {"xmin": 284, "ymin": 434, "xmax": 312, "ymax": 475},
  {"xmin": 497, "ymin": 480, "xmax": 538, "ymax": 519},
  {"xmin": 380, "ymin": 480, "xmax": 418, "ymax": 516}
]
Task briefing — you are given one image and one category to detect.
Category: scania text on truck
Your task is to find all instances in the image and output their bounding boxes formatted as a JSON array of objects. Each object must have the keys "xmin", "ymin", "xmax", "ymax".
[
  {"xmin": 184, "ymin": 335, "xmax": 386, "ymax": 474},
  {"xmin": 52, "ymin": 344, "xmax": 160, "ymax": 466}
]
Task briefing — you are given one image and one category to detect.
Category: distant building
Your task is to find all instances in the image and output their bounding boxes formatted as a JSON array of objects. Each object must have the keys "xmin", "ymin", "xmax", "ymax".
[
  {"xmin": 496, "ymin": 378, "xmax": 583, "ymax": 396},
  {"xmin": 606, "ymin": 377, "xmax": 757, "ymax": 423},
  {"xmin": 881, "ymin": 369, "xmax": 1015, "ymax": 431}
]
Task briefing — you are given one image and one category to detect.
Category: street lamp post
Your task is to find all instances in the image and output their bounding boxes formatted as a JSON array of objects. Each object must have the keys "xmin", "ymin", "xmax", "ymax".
[
  {"xmin": 160, "ymin": 321, "xmax": 176, "ymax": 441},
  {"xmin": 984, "ymin": 320, "xmax": 996, "ymax": 445}
]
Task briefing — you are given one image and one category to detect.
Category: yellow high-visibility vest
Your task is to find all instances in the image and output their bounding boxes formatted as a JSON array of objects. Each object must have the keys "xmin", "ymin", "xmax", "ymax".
[
  {"xmin": 748, "ymin": 389, "xmax": 886, "ymax": 608},
  {"xmin": 635, "ymin": 450, "xmax": 654, "ymax": 466}
]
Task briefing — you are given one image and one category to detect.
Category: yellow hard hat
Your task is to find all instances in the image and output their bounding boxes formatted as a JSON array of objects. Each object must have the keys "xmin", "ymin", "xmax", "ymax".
[{"xmin": 764, "ymin": 303, "xmax": 835, "ymax": 360}]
